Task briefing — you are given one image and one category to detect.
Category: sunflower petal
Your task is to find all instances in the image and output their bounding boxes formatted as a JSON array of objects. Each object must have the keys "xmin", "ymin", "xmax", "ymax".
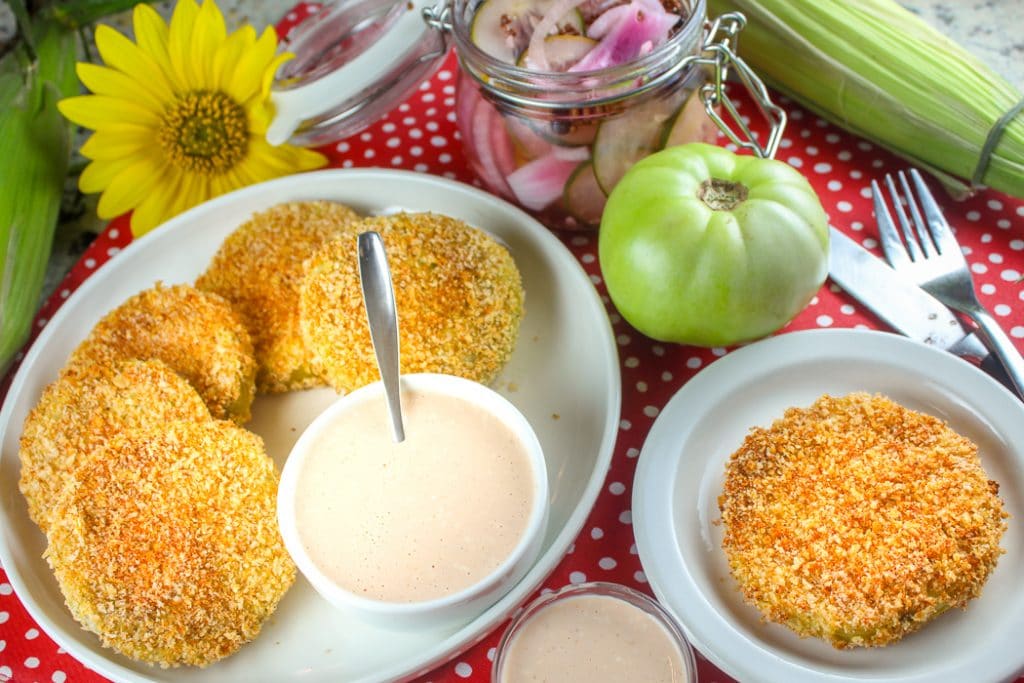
[
  {"xmin": 130, "ymin": 171, "xmax": 182, "ymax": 236},
  {"xmin": 97, "ymin": 156, "xmax": 165, "ymax": 218},
  {"xmin": 80, "ymin": 157, "xmax": 137, "ymax": 194},
  {"xmin": 93, "ymin": 24, "xmax": 176, "ymax": 100},
  {"xmin": 131, "ymin": 3, "xmax": 177, "ymax": 89},
  {"xmin": 79, "ymin": 126, "xmax": 154, "ymax": 160},
  {"xmin": 168, "ymin": 0, "xmax": 202, "ymax": 88},
  {"xmin": 211, "ymin": 27, "xmax": 251, "ymax": 93},
  {"xmin": 59, "ymin": 94, "xmax": 161, "ymax": 130},
  {"xmin": 258, "ymin": 53, "xmax": 292, "ymax": 103},
  {"xmin": 76, "ymin": 63, "xmax": 166, "ymax": 112},
  {"xmin": 191, "ymin": 0, "xmax": 228, "ymax": 79},
  {"xmin": 226, "ymin": 26, "xmax": 278, "ymax": 104}
]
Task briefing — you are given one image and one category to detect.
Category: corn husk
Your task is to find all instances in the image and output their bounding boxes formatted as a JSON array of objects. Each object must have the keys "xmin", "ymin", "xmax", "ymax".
[{"xmin": 708, "ymin": 0, "xmax": 1024, "ymax": 198}]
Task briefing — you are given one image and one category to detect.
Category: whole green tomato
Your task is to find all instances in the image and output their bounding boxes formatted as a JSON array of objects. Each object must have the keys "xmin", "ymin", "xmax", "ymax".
[{"xmin": 598, "ymin": 143, "xmax": 829, "ymax": 346}]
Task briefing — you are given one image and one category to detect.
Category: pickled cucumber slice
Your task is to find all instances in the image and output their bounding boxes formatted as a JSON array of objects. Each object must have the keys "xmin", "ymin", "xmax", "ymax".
[
  {"xmin": 592, "ymin": 91, "xmax": 683, "ymax": 194},
  {"xmin": 562, "ymin": 161, "xmax": 606, "ymax": 225},
  {"xmin": 661, "ymin": 88, "xmax": 719, "ymax": 148},
  {"xmin": 471, "ymin": 0, "xmax": 586, "ymax": 63}
]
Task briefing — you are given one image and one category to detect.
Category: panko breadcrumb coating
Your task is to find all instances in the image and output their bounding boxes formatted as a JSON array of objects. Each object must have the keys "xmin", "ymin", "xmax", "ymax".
[
  {"xmin": 299, "ymin": 212, "xmax": 524, "ymax": 391},
  {"xmin": 44, "ymin": 419, "xmax": 295, "ymax": 668},
  {"xmin": 719, "ymin": 393, "xmax": 1007, "ymax": 648},
  {"xmin": 196, "ymin": 201, "xmax": 361, "ymax": 393},
  {"xmin": 68, "ymin": 283, "xmax": 257, "ymax": 423},
  {"xmin": 18, "ymin": 358, "xmax": 210, "ymax": 532}
]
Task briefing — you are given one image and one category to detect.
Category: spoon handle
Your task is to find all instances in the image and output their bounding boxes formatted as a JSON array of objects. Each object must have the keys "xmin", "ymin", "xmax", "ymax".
[{"xmin": 358, "ymin": 231, "xmax": 405, "ymax": 442}]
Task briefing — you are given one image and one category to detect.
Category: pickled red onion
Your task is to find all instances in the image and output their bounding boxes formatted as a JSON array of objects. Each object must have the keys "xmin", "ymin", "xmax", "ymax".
[
  {"xmin": 524, "ymin": 0, "xmax": 589, "ymax": 70},
  {"xmin": 570, "ymin": 0, "xmax": 678, "ymax": 71}
]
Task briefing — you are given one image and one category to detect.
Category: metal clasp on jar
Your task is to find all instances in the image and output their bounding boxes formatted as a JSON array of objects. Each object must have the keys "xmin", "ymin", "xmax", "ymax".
[{"xmin": 688, "ymin": 12, "xmax": 787, "ymax": 159}]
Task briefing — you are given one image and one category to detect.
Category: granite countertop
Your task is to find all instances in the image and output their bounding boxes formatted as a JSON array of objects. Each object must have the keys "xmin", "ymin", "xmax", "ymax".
[{"xmin": 5, "ymin": 0, "xmax": 1023, "ymax": 303}]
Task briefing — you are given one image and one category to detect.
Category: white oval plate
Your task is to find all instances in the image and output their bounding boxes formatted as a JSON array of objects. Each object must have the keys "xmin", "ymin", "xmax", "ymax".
[
  {"xmin": 633, "ymin": 328, "xmax": 1024, "ymax": 683},
  {"xmin": 0, "ymin": 169, "xmax": 621, "ymax": 683}
]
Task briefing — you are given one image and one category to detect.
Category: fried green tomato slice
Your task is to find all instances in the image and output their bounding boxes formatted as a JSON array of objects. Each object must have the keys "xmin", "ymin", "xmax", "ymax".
[
  {"xmin": 196, "ymin": 200, "xmax": 361, "ymax": 393},
  {"xmin": 299, "ymin": 212, "xmax": 524, "ymax": 392},
  {"xmin": 18, "ymin": 358, "xmax": 210, "ymax": 532},
  {"xmin": 719, "ymin": 393, "xmax": 1008, "ymax": 648},
  {"xmin": 45, "ymin": 419, "xmax": 295, "ymax": 668},
  {"xmin": 68, "ymin": 283, "xmax": 256, "ymax": 423}
]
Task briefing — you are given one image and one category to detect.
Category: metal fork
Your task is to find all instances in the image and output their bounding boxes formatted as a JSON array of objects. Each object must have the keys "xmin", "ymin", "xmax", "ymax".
[{"xmin": 873, "ymin": 168, "xmax": 1024, "ymax": 397}]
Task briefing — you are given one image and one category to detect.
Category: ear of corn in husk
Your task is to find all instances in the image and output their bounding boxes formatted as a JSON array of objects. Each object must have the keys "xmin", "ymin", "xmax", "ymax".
[
  {"xmin": 707, "ymin": 0, "xmax": 1024, "ymax": 198},
  {"xmin": 0, "ymin": 19, "xmax": 77, "ymax": 375}
]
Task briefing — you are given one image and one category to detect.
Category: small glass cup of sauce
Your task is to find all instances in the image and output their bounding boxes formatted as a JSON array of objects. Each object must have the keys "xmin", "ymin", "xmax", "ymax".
[{"xmin": 492, "ymin": 581, "xmax": 697, "ymax": 683}]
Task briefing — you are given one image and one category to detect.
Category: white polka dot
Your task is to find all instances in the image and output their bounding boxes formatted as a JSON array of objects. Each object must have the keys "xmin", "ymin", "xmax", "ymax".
[
  {"xmin": 840, "ymin": 304, "xmax": 855, "ymax": 315},
  {"xmin": 1010, "ymin": 240, "xmax": 1024, "ymax": 251},
  {"xmin": 981, "ymin": 233, "xmax": 993, "ymax": 243},
  {"xmin": 860, "ymin": 187, "xmax": 872, "ymax": 199},
  {"xmin": 25, "ymin": 657, "xmax": 40, "ymax": 669},
  {"xmin": 836, "ymin": 201, "xmax": 853, "ymax": 213},
  {"xmin": 967, "ymin": 211, "xmax": 981, "ymax": 221},
  {"xmin": 850, "ymin": 169, "xmax": 863, "ymax": 179},
  {"xmin": 857, "ymin": 141, "xmax": 873, "ymax": 151},
  {"xmin": 779, "ymin": 138, "xmax": 793, "ymax": 149},
  {"xmin": 988, "ymin": 199, "xmax": 1004, "ymax": 211},
  {"xmin": 624, "ymin": 357, "xmax": 639, "ymax": 368},
  {"xmin": 599, "ymin": 557, "xmax": 618, "ymax": 570},
  {"xmin": 591, "ymin": 527, "xmax": 604, "ymax": 540},
  {"xmin": 790, "ymin": 109, "xmax": 804, "ymax": 120},
  {"xmin": 806, "ymin": 146, "xmax": 819, "ymax": 156},
  {"xmin": 0, "ymin": 640, "xmax": 4, "ymax": 652},
  {"xmin": 643, "ymin": 405, "xmax": 659, "ymax": 418},
  {"xmin": 686, "ymin": 357, "xmax": 701, "ymax": 369},
  {"xmin": 569, "ymin": 571, "xmax": 588, "ymax": 584},
  {"xmin": 52, "ymin": 670, "xmax": 67, "ymax": 683},
  {"xmin": 60, "ymin": 289, "xmax": 70, "ymax": 299},
  {"xmin": 37, "ymin": 317, "xmax": 47, "ymax": 328},
  {"xmin": 0, "ymin": 583, "xmax": 10, "ymax": 596},
  {"xmin": 84, "ymin": 258, "xmax": 96, "ymax": 269},
  {"xmin": 871, "ymin": 159, "xmax": 884, "ymax": 168},
  {"xmin": 827, "ymin": 180, "xmax": 842, "ymax": 191},
  {"xmin": 487, "ymin": 647, "xmax": 497, "ymax": 662},
  {"xmin": 108, "ymin": 228, "xmax": 120, "ymax": 239},
  {"xmin": 837, "ymin": 150, "xmax": 852, "ymax": 162},
  {"xmin": 454, "ymin": 662, "xmax": 473, "ymax": 678},
  {"xmin": 1001, "ymin": 269, "xmax": 1021, "ymax": 281},
  {"xmin": 661, "ymin": 371, "xmax": 673, "ymax": 382},
  {"xmin": 363, "ymin": 149, "xmax": 376, "ymax": 159},
  {"xmin": 430, "ymin": 136, "xmax": 447, "ymax": 148},
  {"xmin": 342, "ymin": 159, "xmax": 354, "ymax": 168},
  {"xmin": 107, "ymin": 247, "xmax": 120, "ymax": 257},
  {"xmin": 626, "ymin": 447, "xmax": 639, "ymax": 458},
  {"xmin": 408, "ymin": 128, "xmax": 423, "ymax": 139},
  {"xmin": 634, "ymin": 570, "xmax": 648, "ymax": 583},
  {"xmin": 589, "ymin": 273, "xmax": 601, "ymax": 285},
  {"xmin": 825, "ymin": 133, "xmax": 840, "ymax": 143},
  {"xmin": 995, "ymin": 304, "xmax": 1012, "ymax": 316},
  {"xmin": 609, "ymin": 481, "xmax": 626, "ymax": 495},
  {"xmin": 619, "ymin": 510, "xmax": 632, "ymax": 524},
  {"xmin": 990, "ymin": 253, "xmax": 1004, "ymax": 264},
  {"xmin": 787, "ymin": 156, "xmax": 803, "ymax": 168},
  {"xmin": 997, "ymin": 219, "xmax": 1011, "ymax": 229},
  {"xmin": 712, "ymin": 347, "xmax": 727, "ymax": 357},
  {"xmin": 636, "ymin": 381, "xmax": 648, "ymax": 392},
  {"xmin": 0, "ymin": 667, "xmax": 11, "ymax": 679},
  {"xmin": 390, "ymin": 155, "xmax": 403, "ymax": 166},
  {"xmin": 386, "ymin": 137, "xmax": 401, "ymax": 148},
  {"xmin": 24, "ymin": 628, "xmax": 38, "ymax": 640},
  {"xmin": 971, "ymin": 263, "xmax": 988, "ymax": 274},
  {"xmin": 981, "ymin": 283, "xmax": 996, "ymax": 295},
  {"xmin": 581, "ymin": 253, "xmax": 596, "ymax": 264},
  {"xmin": 651, "ymin": 345, "xmax": 666, "ymax": 357},
  {"xmin": 619, "ymin": 419, "xmax": 632, "ymax": 430},
  {"xmin": 360, "ymin": 132, "xmax": 372, "ymax": 141},
  {"xmin": 862, "ymin": 237, "xmax": 878, "ymax": 249},
  {"xmin": 813, "ymin": 162, "xmax": 831, "ymax": 173},
  {"xmin": 817, "ymin": 315, "xmax": 834, "ymax": 327},
  {"xmin": 439, "ymin": 153, "xmax": 452, "ymax": 163},
  {"xmin": 1012, "ymin": 327, "xmax": 1024, "ymax": 339}
]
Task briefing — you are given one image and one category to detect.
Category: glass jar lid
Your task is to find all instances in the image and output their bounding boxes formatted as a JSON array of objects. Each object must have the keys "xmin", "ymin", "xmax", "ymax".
[{"xmin": 267, "ymin": 0, "xmax": 451, "ymax": 147}]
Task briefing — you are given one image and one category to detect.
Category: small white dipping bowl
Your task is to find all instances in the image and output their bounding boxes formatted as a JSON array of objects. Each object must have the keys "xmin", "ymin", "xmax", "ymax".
[{"xmin": 278, "ymin": 373, "xmax": 549, "ymax": 630}]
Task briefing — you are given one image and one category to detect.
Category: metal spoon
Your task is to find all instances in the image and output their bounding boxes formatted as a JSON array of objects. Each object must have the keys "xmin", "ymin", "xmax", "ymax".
[{"xmin": 358, "ymin": 231, "xmax": 405, "ymax": 443}]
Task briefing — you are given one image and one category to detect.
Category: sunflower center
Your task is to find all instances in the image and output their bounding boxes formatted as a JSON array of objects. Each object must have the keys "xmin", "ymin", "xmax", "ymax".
[{"xmin": 159, "ymin": 90, "xmax": 248, "ymax": 175}]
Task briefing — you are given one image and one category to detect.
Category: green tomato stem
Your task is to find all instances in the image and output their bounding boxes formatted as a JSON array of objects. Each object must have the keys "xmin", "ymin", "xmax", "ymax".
[{"xmin": 698, "ymin": 178, "xmax": 749, "ymax": 211}]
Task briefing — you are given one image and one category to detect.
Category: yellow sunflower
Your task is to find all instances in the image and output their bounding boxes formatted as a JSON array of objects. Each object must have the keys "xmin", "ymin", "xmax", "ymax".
[{"xmin": 59, "ymin": 0, "xmax": 327, "ymax": 237}]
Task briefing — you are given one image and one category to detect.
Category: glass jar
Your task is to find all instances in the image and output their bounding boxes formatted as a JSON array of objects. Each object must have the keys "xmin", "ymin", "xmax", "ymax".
[{"xmin": 268, "ymin": 0, "xmax": 784, "ymax": 229}]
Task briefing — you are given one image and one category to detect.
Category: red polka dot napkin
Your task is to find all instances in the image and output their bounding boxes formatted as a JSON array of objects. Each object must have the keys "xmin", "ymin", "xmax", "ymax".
[{"xmin": 2, "ymin": 3, "xmax": 1023, "ymax": 682}]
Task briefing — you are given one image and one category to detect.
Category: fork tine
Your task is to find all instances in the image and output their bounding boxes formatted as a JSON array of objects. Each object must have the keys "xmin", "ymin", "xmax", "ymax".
[
  {"xmin": 872, "ymin": 179, "xmax": 913, "ymax": 268},
  {"xmin": 884, "ymin": 175, "xmax": 924, "ymax": 262},
  {"xmin": 897, "ymin": 170, "xmax": 937, "ymax": 258},
  {"xmin": 909, "ymin": 168, "xmax": 959, "ymax": 258}
]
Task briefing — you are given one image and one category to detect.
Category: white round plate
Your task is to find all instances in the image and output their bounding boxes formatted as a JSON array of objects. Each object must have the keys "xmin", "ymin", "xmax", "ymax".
[
  {"xmin": 633, "ymin": 328, "xmax": 1024, "ymax": 683},
  {"xmin": 0, "ymin": 169, "xmax": 621, "ymax": 683}
]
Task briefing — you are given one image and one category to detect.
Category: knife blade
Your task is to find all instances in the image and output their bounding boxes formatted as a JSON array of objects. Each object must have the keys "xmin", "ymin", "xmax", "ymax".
[{"xmin": 827, "ymin": 227, "xmax": 1016, "ymax": 393}]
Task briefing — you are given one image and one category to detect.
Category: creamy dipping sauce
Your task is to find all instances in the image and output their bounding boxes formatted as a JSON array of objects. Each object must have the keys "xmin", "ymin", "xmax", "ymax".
[
  {"xmin": 497, "ymin": 592, "xmax": 690, "ymax": 683},
  {"xmin": 293, "ymin": 388, "xmax": 535, "ymax": 602}
]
